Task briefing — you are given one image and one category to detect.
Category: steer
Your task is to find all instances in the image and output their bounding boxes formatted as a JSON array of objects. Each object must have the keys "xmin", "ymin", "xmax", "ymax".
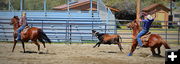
[{"xmin": 92, "ymin": 30, "xmax": 123, "ymax": 52}]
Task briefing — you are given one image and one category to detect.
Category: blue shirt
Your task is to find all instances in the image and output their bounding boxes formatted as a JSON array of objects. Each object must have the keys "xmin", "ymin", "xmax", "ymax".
[{"xmin": 142, "ymin": 19, "xmax": 154, "ymax": 30}]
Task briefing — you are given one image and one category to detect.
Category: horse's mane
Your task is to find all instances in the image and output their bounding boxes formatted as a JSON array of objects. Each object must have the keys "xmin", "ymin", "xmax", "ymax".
[
  {"xmin": 13, "ymin": 16, "xmax": 19, "ymax": 20},
  {"xmin": 133, "ymin": 20, "xmax": 142, "ymax": 31}
]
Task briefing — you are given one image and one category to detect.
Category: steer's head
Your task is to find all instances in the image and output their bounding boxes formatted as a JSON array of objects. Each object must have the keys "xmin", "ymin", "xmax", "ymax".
[{"xmin": 92, "ymin": 30, "xmax": 99, "ymax": 37}]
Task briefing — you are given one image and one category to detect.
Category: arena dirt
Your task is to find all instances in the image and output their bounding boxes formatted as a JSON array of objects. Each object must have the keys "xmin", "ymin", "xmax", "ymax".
[{"xmin": 0, "ymin": 43, "xmax": 179, "ymax": 64}]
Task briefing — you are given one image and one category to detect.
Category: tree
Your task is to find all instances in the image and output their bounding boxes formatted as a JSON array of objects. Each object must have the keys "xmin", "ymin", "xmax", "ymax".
[{"xmin": 0, "ymin": 0, "xmax": 8, "ymax": 10}]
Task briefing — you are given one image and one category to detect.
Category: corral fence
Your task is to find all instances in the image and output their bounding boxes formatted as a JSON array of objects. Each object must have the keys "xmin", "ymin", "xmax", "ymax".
[
  {"xmin": 1, "ymin": 16, "xmax": 180, "ymax": 44},
  {"xmin": 0, "ymin": 11, "xmax": 116, "ymax": 43},
  {"xmin": 0, "ymin": 0, "xmax": 117, "ymax": 43},
  {"xmin": 0, "ymin": 0, "xmax": 179, "ymax": 44}
]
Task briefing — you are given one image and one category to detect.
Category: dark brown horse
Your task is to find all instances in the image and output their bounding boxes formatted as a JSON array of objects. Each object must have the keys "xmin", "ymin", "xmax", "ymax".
[
  {"xmin": 127, "ymin": 20, "xmax": 170, "ymax": 56},
  {"xmin": 10, "ymin": 16, "xmax": 51, "ymax": 53},
  {"xmin": 92, "ymin": 30, "xmax": 123, "ymax": 52}
]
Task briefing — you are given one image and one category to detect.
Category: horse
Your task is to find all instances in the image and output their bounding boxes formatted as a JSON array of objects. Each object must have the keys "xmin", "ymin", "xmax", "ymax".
[
  {"xmin": 126, "ymin": 20, "xmax": 170, "ymax": 56},
  {"xmin": 10, "ymin": 16, "xmax": 51, "ymax": 53},
  {"xmin": 92, "ymin": 30, "xmax": 123, "ymax": 52}
]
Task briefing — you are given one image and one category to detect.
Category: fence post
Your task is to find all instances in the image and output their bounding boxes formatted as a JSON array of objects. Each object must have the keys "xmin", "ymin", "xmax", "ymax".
[
  {"xmin": 114, "ymin": 20, "xmax": 117, "ymax": 34},
  {"xmin": 165, "ymin": 22, "xmax": 168, "ymax": 42},
  {"xmin": 178, "ymin": 26, "xmax": 180, "ymax": 45},
  {"xmin": 70, "ymin": 25, "xmax": 72, "ymax": 44},
  {"xmin": 91, "ymin": 19, "xmax": 94, "ymax": 43},
  {"xmin": 44, "ymin": 0, "xmax": 46, "ymax": 12},
  {"xmin": 90, "ymin": 0, "xmax": 93, "ymax": 17},
  {"xmin": 20, "ymin": 0, "xmax": 23, "ymax": 12},
  {"xmin": 65, "ymin": 20, "xmax": 68, "ymax": 44},
  {"xmin": 105, "ymin": 24, "xmax": 107, "ymax": 34},
  {"xmin": 67, "ymin": 0, "xmax": 71, "ymax": 44},
  {"xmin": 97, "ymin": 0, "xmax": 99, "ymax": 17},
  {"xmin": 8, "ymin": 0, "xmax": 10, "ymax": 10},
  {"xmin": 42, "ymin": 20, "xmax": 44, "ymax": 30}
]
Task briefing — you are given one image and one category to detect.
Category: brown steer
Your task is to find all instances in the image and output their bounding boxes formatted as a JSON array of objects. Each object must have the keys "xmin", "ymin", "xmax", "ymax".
[{"xmin": 92, "ymin": 30, "xmax": 123, "ymax": 52}]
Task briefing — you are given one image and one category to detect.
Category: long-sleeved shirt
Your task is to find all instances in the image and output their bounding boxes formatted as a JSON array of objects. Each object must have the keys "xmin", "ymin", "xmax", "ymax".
[
  {"xmin": 142, "ymin": 19, "xmax": 154, "ymax": 30},
  {"xmin": 19, "ymin": 16, "xmax": 27, "ymax": 26}
]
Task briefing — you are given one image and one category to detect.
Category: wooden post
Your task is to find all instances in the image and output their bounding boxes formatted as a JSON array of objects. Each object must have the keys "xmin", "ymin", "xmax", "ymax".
[
  {"xmin": 136, "ymin": 0, "xmax": 141, "ymax": 23},
  {"xmin": 8, "ymin": 0, "xmax": 10, "ymax": 10},
  {"xmin": 20, "ymin": 0, "xmax": 23, "ymax": 12}
]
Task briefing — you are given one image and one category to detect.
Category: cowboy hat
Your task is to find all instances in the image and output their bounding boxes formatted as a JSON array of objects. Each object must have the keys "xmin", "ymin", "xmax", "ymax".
[{"xmin": 146, "ymin": 15, "xmax": 153, "ymax": 20}]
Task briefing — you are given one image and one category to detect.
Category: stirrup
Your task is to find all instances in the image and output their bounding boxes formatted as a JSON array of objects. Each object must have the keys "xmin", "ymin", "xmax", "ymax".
[{"xmin": 15, "ymin": 38, "xmax": 21, "ymax": 41}]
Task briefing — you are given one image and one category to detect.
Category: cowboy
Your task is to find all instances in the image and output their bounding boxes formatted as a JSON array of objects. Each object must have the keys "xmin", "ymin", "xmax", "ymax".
[
  {"xmin": 137, "ymin": 14, "xmax": 156, "ymax": 47},
  {"xmin": 16, "ymin": 12, "xmax": 28, "ymax": 41}
]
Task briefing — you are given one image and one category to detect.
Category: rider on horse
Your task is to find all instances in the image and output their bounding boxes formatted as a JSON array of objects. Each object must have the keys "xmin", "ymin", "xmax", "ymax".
[
  {"xmin": 137, "ymin": 13, "xmax": 155, "ymax": 47},
  {"xmin": 16, "ymin": 12, "xmax": 28, "ymax": 41}
]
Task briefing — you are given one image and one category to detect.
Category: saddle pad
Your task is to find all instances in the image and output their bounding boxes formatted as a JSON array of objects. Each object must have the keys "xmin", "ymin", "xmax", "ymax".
[
  {"xmin": 141, "ymin": 32, "xmax": 151, "ymax": 42},
  {"xmin": 21, "ymin": 26, "xmax": 30, "ymax": 34}
]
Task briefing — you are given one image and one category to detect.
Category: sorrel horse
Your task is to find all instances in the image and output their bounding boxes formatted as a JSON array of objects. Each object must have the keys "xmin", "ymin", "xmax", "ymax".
[
  {"xmin": 127, "ymin": 20, "xmax": 170, "ymax": 56},
  {"xmin": 10, "ymin": 16, "xmax": 51, "ymax": 53}
]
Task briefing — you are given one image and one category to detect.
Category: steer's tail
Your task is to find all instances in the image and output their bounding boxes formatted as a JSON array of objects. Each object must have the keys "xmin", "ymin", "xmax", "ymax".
[
  {"xmin": 117, "ymin": 35, "xmax": 123, "ymax": 52},
  {"xmin": 119, "ymin": 35, "xmax": 122, "ymax": 43}
]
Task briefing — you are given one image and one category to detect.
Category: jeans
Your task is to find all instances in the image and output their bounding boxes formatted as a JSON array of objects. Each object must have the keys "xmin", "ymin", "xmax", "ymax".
[
  {"xmin": 136, "ymin": 29, "xmax": 148, "ymax": 46},
  {"xmin": 17, "ymin": 25, "xmax": 26, "ymax": 40}
]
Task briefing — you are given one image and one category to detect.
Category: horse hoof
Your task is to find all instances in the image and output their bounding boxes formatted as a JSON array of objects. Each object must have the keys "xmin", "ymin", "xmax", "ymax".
[
  {"xmin": 46, "ymin": 50, "xmax": 49, "ymax": 54},
  {"xmin": 37, "ymin": 51, "xmax": 40, "ymax": 54},
  {"xmin": 127, "ymin": 53, "xmax": 133, "ymax": 56},
  {"xmin": 23, "ymin": 51, "xmax": 26, "ymax": 53},
  {"xmin": 153, "ymin": 54, "xmax": 162, "ymax": 57}
]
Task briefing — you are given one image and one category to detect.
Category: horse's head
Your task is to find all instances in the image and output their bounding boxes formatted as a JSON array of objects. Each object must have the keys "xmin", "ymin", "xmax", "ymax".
[
  {"xmin": 10, "ymin": 16, "xmax": 19, "ymax": 25},
  {"xmin": 92, "ymin": 30, "xmax": 99, "ymax": 36},
  {"xmin": 126, "ymin": 20, "xmax": 139, "ymax": 29}
]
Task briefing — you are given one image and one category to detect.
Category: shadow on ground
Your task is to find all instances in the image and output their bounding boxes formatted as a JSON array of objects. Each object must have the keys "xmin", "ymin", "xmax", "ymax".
[{"xmin": 20, "ymin": 51, "xmax": 56, "ymax": 55}]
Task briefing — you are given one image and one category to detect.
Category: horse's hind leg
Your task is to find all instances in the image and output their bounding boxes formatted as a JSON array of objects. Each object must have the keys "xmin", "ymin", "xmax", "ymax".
[
  {"xmin": 38, "ymin": 38, "xmax": 48, "ymax": 53},
  {"xmin": 93, "ymin": 42, "xmax": 100, "ymax": 48},
  {"xmin": 150, "ymin": 47, "xmax": 157, "ymax": 56},
  {"xmin": 20, "ymin": 41, "xmax": 26, "ymax": 53},
  {"xmin": 157, "ymin": 47, "xmax": 161, "ymax": 55},
  {"xmin": 38, "ymin": 38, "xmax": 46, "ymax": 48},
  {"xmin": 33, "ymin": 40, "xmax": 40, "ymax": 53},
  {"xmin": 97, "ymin": 43, "xmax": 101, "ymax": 47}
]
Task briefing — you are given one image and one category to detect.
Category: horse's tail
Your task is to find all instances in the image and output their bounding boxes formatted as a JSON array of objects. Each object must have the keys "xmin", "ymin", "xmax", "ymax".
[
  {"xmin": 39, "ymin": 29, "xmax": 51, "ymax": 43},
  {"xmin": 162, "ymin": 40, "xmax": 170, "ymax": 49}
]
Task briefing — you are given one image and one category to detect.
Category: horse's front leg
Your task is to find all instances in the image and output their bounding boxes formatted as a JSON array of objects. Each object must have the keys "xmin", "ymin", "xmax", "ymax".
[
  {"xmin": 97, "ymin": 43, "xmax": 101, "ymax": 47},
  {"xmin": 33, "ymin": 40, "xmax": 40, "ymax": 53},
  {"xmin": 20, "ymin": 40, "xmax": 26, "ymax": 53},
  {"xmin": 12, "ymin": 40, "xmax": 17, "ymax": 52},
  {"xmin": 93, "ymin": 42, "xmax": 100, "ymax": 48},
  {"xmin": 150, "ymin": 47, "xmax": 157, "ymax": 56},
  {"xmin": 12, "ymin": 33, "xmax": 17, "ymax": 52},
  {"xmin": 128, "ymin": 39, "xmax": 138, "ymax": 56}
]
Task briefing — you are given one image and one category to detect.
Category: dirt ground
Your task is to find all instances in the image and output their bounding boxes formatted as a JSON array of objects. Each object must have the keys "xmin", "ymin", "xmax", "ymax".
[{"xmin": 0, "ymin": 42, "xmax": 179, "ymax": 64}]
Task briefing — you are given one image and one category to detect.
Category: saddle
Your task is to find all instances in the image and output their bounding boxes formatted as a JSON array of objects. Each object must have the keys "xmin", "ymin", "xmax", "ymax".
[
  {"xmin": 21, "ymin": 26, "xmax": 30, "ymax": 35},
  {"xmin": 141, "ymin": 32, "xmax": 151, "ymax": 42}
]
